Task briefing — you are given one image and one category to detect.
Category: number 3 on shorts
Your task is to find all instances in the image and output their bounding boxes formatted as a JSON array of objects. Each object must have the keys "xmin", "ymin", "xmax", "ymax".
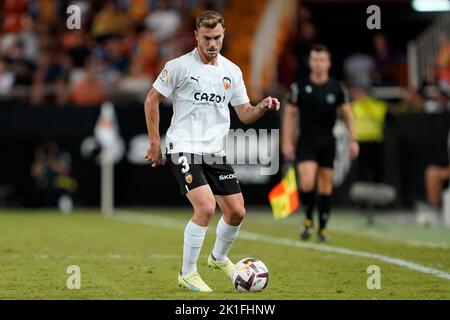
[{"xmin": 178, "ymin": 156, "xmax": 190, "ymax": 173}]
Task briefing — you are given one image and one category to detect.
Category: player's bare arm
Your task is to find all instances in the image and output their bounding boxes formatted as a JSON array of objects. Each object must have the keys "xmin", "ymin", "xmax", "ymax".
[
  {"xmin": 234, "ymin": 96, "xmax": 280, "ymax": 125},
  {"xmin": 144, "ymin": 87, "xmax": 165, "ymax": 167},
  {"xmin": 281, "ymin": 102, "xmax": 298, "ymax": 161},
  {"xmin": 338, "ymin": 103, "xmax": 359, "ymax": 159}
]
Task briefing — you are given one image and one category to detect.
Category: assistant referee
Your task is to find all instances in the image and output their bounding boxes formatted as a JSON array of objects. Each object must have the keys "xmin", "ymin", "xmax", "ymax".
[{"xmin": 281, "ymin": 44, "xmax": 359, "ymax": 242}]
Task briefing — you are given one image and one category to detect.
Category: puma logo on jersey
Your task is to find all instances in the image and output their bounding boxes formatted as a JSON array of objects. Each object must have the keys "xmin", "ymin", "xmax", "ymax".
[
  {"xmin": 190, "ymin": 76, "xmax": 200, "ymax": 84},
  {"xmin": 194, "ymin": 92, "xmax": 226, "ymax": 103}
]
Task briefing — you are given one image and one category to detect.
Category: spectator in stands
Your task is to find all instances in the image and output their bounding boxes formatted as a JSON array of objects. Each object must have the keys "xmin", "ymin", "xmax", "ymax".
[
  {"xmin": 91, "ymin": 0, "xmax": 132, "ymax": 40},
  {"xmin": 0, "ymin": 57, "xmax": 15, "ymax": 97},
  {"xmin": 87, "ymin": 48, "xmax": 121, "ymax": 96},
  {"xmin": 189, "ymin": 0, "xmax": 216, "ymax": 18},
  {"xmin": 424, "ymin": 89, "xmax": 450, "ymax": 114},
  {"xmin": 116, "ymin": 56, "xmax": 152, "ymax": 104},
  {"xmin": 28, "ymin": 0, "xmax": 61, "ymax": 25},
  {"xmin": 15, "ymin": 14, "xmax": 39, "ymax": 64},
  {"xmin": 102, "ymin": 36, "xmax": 129, "ymax": 73},
  {"xmin": 3, "ymin": 40, "xmax": 34, "ymax": 101},
  {"xmin": 144, "ymin": 0, "xmax": 182, "ymax": 42},
  {"xmin": 351, "ymin": 86, "xmax": 388, "ymax": 183},
  {"xmin": 293, "ymin": 21, "xmax": 317, "ymax": 81},
  {"xmin": 372, "ymin": 33, "xmax": 397, "ymax": 86},
  {"xmin": 62, "ymin": 30, "xmax": 90, "ymax": 69},
  {"xmin": 418, "ymin": 66, "xmax": 438, "ymax": 98},
  {"xmin": 1, "ymin": 0, "xmax": 28, "ymax": 34},
  {"xmin": 70, "ymin": 59, "xmax": 107, "ymax": 106},
  {"xmin": 30, "ymin": 50, "xmax": 68, "ymax": 106},
  {"xmin": 343, "ymin": 52, "xmax": 375, "ymax": 89},
  {"xmin": 134, "ymin": 29, "xmax": 160, "ymax": 78},
  {"xmin": 277, "ymin": 6, "xmax": 315, "ymax": 90},
  {"xmin": 435, "ymin": 32, "xmax": 450, "ymax": 91},
  {"xmin": 169, "ymin": 14, "xmax": 197, "ymax": 58},
  {"xmin": 126, "ymin": 0, "xmax": 151, "ymax": 23},
  {"xmin": 392, "ymin": 87, "xmax": 424, "ymax": 114}
]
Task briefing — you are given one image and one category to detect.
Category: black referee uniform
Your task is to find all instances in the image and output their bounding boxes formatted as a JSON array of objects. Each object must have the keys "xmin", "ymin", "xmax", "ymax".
[
  {"xmin": 287, "ymin": 77, "xmax": 350, "ymax": 235},
  {"xmin": 287, "ymin": 77, "xmax": 349, "ymax": 167}
]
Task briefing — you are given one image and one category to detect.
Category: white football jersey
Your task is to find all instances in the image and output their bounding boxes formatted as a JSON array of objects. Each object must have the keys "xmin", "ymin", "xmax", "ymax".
[{"xmin": 153, "ymin": 48, "xmax": 250, "ymax": 156}]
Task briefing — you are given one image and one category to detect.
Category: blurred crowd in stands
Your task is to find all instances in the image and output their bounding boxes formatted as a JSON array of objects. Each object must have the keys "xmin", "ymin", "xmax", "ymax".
[
  {"xmin": 0, "ymin": 0, "xmax": 219, "ymax": 106},
  {"xmin": 1, "ymin": 0, "xmax": 450, "ymax": 113},
  {"xmin": 278, "ymin": 5, "xmax": 450, "ymax": 115}
]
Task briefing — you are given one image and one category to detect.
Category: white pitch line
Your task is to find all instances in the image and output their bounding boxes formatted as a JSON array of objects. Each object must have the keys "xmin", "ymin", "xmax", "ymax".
[
  {"xmin": 249, "ymin": 214, "xmax": 450, "ymax": 250},
  {"xmin": 0, "ymin": 254, "xmax": 181, "ymax": 260},
  {"xmin": 110, "ymin": 210, "xmax": 450, "ymax": 281}
]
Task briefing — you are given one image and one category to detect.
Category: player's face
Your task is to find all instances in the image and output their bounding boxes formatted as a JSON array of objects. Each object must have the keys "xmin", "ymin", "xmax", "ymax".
[
  {"xmin": 195, "ymin": 24, "xmax": 225, "ymax": 61},
  {"xmin": 309, "ymin": 51, "xmax": 331, "ymax": 75}
]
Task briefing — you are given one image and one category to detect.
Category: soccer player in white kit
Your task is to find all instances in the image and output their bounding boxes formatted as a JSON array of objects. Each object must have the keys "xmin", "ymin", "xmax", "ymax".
[{"xmin": 144, "ymin": 11, "xmax": 280, "ymax": 292}]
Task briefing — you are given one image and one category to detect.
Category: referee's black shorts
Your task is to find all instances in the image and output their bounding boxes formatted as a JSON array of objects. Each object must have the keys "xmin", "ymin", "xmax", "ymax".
[
  {"xmin": 166, "ymin": 152, "xmax": 242, "ymax": 196},
  {"xmin": 296, "ymin": 134, "xmax": 336, "ymax": 168}
]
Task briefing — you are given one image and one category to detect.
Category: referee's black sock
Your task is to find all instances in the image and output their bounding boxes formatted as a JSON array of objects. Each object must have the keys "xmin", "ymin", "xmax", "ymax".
[
  {"xmin": 300, "ymin": 190, "xmax": 315, "ymax": 223},
  {"xmin": 318, "ymin": 194, "xmax": 332, "ymax": 230}
]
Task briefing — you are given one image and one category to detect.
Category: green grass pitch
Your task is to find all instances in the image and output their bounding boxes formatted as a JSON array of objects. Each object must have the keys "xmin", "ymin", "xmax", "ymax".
[{"xmin": 0, "ymin": 209, "xmax": 449, "ymax": 300}]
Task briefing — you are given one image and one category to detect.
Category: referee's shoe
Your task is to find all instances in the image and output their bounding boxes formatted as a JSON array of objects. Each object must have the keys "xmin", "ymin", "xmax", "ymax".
[
  {"xmin": 317, "ymin": 228, "xmax": 330, "ymax": 243},
  {"xmin": 300, "ymin": 219, "xmax": 314, "ymax": 241}
]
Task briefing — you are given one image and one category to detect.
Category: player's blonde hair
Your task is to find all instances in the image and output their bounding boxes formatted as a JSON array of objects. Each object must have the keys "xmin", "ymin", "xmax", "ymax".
[{"xmin": 196, "ymin": 11, "xmax": 224, "ymax": 30}]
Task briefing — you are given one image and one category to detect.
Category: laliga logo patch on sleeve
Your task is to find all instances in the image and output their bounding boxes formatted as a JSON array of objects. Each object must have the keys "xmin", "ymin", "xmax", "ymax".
[{"xmin": 160, "ymin": 69, "xmax": 169, "ymax": 82}]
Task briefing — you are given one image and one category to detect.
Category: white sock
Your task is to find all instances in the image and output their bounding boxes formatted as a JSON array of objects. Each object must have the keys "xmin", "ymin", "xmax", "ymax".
[
  {"xmin": 182, "ymin": 220, "xmax": 208, "ymax": 276},
  {"xmin": 212, "ymin": 216, "xmax": 241, "ymax": 261}
]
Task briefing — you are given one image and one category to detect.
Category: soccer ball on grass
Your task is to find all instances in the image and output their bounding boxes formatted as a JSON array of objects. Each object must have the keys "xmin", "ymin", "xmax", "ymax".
[{"xmin": 231, "ymin": 257, "xmax": 269, "ymax": 293}]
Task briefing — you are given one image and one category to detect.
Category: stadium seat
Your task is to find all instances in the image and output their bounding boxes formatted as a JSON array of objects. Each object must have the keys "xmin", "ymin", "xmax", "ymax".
[{"xmin": 350, "ymin": 182, "xmax": 397, "ymax": 226}]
